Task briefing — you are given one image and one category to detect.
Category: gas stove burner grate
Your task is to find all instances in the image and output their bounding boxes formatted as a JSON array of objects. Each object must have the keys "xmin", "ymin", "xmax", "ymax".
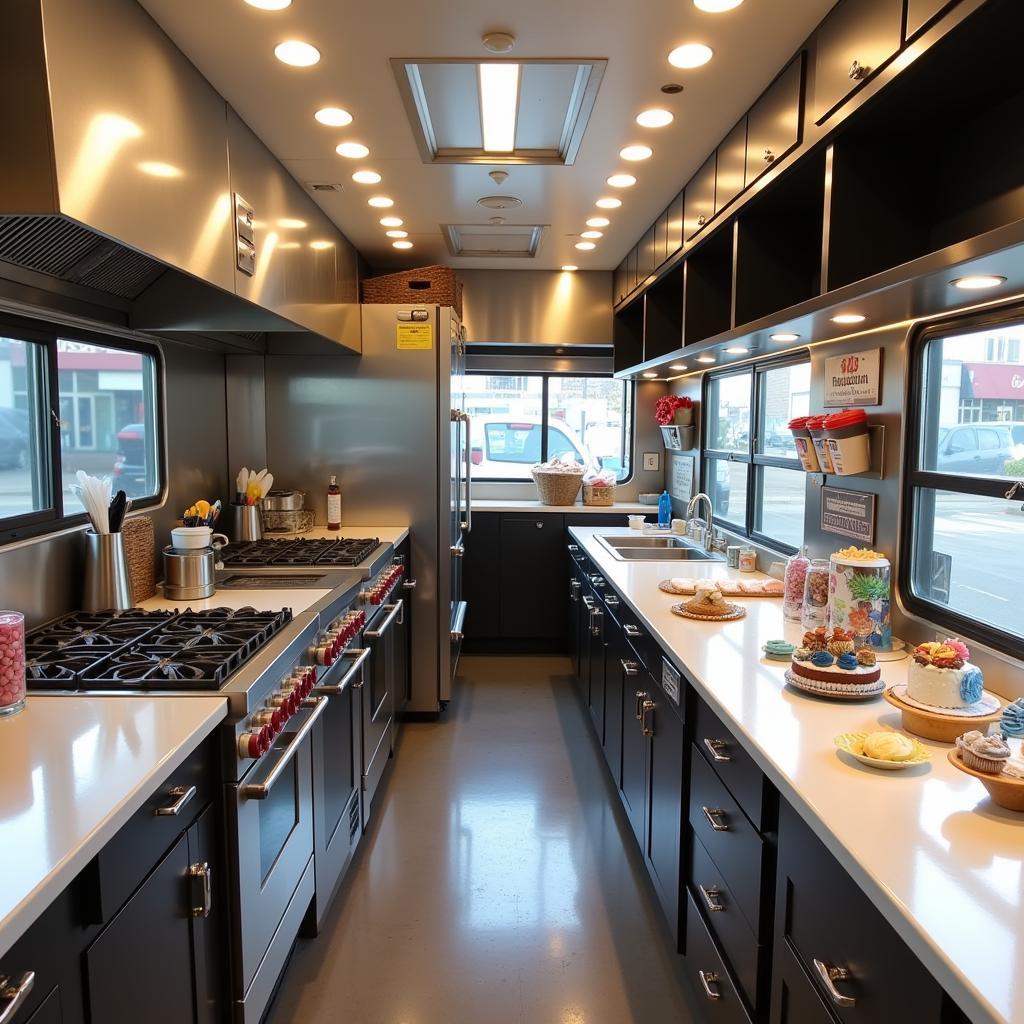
[
  {"xmin": 218, "ymin": 538, "xmax": 380, "ymax": 568},
  {"xmin": 25, "ymin": 647, "xmax": 109, "ymax": 683},
  {"xmin": 83, "ymin": 648, "xmax": 241, "ymax": 688},
  {"xmin": 27, "ymin": 611, "xmax": 174, "ymax": 648}
]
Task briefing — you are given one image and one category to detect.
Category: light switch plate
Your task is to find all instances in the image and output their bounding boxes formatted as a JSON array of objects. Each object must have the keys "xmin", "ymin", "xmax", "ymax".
[{"xmin": 643, "ymin": 452, "xmax": 660, "ymax": 472}]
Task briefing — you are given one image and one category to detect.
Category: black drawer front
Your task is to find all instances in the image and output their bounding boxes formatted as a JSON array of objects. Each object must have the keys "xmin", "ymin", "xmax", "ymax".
[
  {"xmin": 685, "ymin": 891, "xmax": 754, "ymax": 1024},
  {"xmin": 693, "ymin": 695, "xmax": 767, "ymax": 830},
  {"xmin": 95, "ymin": 734, "xmax": 217, "ymax": 921},
  {"xmin": 776, "ymin": 801, "xmax": 946, "ymax": 1023},
  {"xmin": 771, "ymin": 937, "xmax": 838, "ymax": 1024},
  {"xmin": 689, "ymin": 749, "xmax": 767, "ymax": 936},
  {"xmin": 690, "ymin": 831, "xmax": 765, "ymax": 1012}
]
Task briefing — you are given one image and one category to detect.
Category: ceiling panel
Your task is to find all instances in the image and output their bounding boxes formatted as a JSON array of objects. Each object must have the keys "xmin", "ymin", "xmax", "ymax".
[
  {"xmin": 516, "ymin": 64, "xmax": 583, "ymax": 150},
  {"xmin": 416, "ymin": 63, "xmax": 482, "ymax": 149}
]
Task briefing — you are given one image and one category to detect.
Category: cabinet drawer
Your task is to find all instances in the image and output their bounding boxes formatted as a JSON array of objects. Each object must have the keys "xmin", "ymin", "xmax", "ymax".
[
  {"xmin": 684, "ymin": 153, "xmax": 717, "ymax": 240},
  {"xmin": 716, "ymin": 117, "xmax": 748, "ymax": 213},
  {"xmin": 690, "ymin": 831, "xmax": 766, "ymax": 1011},
  {"xmin": 693, "ymin": 696, "xmax": 769, "ymax": 830},
  {"xmin": 95, "ymin": 734, "xmax": 217, "ymax": 921},
  {"xmin": 689, "ymin": 750, "xmax": 769, "ymax": 936},
  {"xmin": 746, "ymin": 55, "xmax": 804, "ymax": 186},
  {"xmin": 811, "ymin": 0, "xmax": 904, "ymax": 123},
  {"xmin": 684, "ymin": 891, "xmax": 754, "ymax": 1024},
  {"xmin": 776, "ymin": 801, "xmax": 947, "ymax": 1023},
  {"xmin": 771, "ymin": 938, "xmax": 837, "ymax": 1024}
]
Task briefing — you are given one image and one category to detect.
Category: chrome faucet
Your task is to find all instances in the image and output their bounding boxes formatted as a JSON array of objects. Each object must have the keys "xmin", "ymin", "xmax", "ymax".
[{"xmin": 686, "ymin": 492, "xmax": 715, "ymax": 552}]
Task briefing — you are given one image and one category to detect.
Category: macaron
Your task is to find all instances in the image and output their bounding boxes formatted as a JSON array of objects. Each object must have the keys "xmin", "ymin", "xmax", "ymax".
[{"xmin": 763, "ymin": 640, "xmax": 796, "ymax": 661}]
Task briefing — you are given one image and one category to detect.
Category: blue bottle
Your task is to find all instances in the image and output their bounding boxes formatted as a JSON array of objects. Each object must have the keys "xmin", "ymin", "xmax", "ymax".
[{"xmin": 658, "ymin": 489, "xmax": 672, "ymax": 529}]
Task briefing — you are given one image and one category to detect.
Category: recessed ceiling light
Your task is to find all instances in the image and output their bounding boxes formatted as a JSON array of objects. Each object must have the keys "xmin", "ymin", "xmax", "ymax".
[
  {"xmin": 352, "ymin": 169, "xmax": 382, "ymax": 184},
  {"xmin": 693, "ymin": 0, "xmax": 743, "ymax": 10},
  {"xmin": 386, "ymin": 229, "xmax": 408, "ymax": 238},
  {"xmin": 245, "ymin": 0, "xmax": 291, "ymax": 8},
  {"xmin": 620, "ymin": 145, "xmax": 653, "ymax": 161},
  {"xmin": 393, "ymin": 240, "xmax": 414, "ymax": 249},
  {"xmin": 368, "ymin": 196, "xmax": 394, "ymax": 208},
  {"xmin": 596, "ymin": 197, "xmax": 622, "ymax": 209},
  {"xmin": 274, "ymin": 40, "xmax": 320, "ymax": 67},
  {"xmin": 482, "ymin": 31, "xmax": 516, "ymax": 54},
  {"xmin": 479, "ymin": 62, "xmax": 520, "ymax": 153},
  {"xmin": 575, "ymin": 241, "xmax": 596, "ymax": 251},
  {"xmin": 309, "ymin": 240, "xmax": 333, "ymax": 250},
  {"xmin": 642, "ymin": 372, "xmax": 659, "ymax": 378},
  {"xmin": 561, "ymin": 265, "xmax": 578, "ymax": 272},
  {"xmin": 379, "ymin": 216, "xmax": 403, "ymax": 227},
  {"xmin": 770, "ymin": 332, "xmax": 800, "ymax": 342},
  {"xmin": 587, "ymin": 217, "xmax": 610, "ymax": 228},
  {"xmin": 669, "ymin": 364, "xmax": 687, "ymax": 371},
  {"xmin": 668, "ymin": 43, "xmax": 713, "ymax": 68},
  {"xmin": 581, "ymin": 230, "xmax": 603, "ymax": 239},
  {"xmin": 726, "ymin": 346, "xmax": 748, "ymax": 354},
  {"xmin": 661, "ymin": 83, "xmax": 685, "ymax": 94},
  {"xmin": 607, "ymin": 173, "xmax": 637, "ymax": 188},
  {"xmin": 314, "ymin": 107, "xmax": 352, "ymax": 127},
  {"xmin": 137, "ymin": 161, "xmax": 182, "ymax": 178},
  {"xmin": 336, "ymin": 142, "xmax": 370, "ymax": 159},
  {"xmin": 951, "ymin": 274, "xmax": 1006, "ymax": 290},
  {"xmin": 636, "ymin": 109, "xmax": 674, "ymax": 129},
  {"xmin": 696, "ymin": 355, "xmax": 716, "ymax": 363},
  {"xmin": 831, "ymin": 313, "xmax": 866, "ymax": 325}
]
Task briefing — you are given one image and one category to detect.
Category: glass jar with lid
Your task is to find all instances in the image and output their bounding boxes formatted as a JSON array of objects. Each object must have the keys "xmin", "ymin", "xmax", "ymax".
[{"xmin": 801, "ymin": 559, "xmax": 830, "ymax": 630}]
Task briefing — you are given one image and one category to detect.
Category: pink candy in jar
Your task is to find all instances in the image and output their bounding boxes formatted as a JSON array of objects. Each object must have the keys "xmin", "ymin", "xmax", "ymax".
[
  {"xmin": 0, "ymin": 611, "xmax": 27, "ymax": 718},
  {"xmin": 783, "ymin": 548, "xmax": 810, "ymax": 622}
]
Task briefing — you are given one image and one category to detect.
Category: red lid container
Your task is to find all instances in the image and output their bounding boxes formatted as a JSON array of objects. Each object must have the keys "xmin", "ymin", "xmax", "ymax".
[
  {"xmin": 824, "ymin": 408, "xmax": 868, "ymax": 431},
  {"xmin": 788, "ymin": 416, "xmax": 811, "ymax": 430},
  {"xmin": 806, "ymin": 415, "xmax": 828, "ymax": 432}
]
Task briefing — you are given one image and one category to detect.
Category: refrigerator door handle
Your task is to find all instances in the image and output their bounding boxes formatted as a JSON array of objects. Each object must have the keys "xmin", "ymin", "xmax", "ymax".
[{"xmin": 461, "ymin": 412, "xmax": 472, "ymax": 533}]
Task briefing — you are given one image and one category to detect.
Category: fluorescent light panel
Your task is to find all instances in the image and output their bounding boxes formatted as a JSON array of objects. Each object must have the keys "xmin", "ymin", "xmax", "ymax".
[{"xmin": 479, "ymin": 63, "xmax": 520, "ymax": 153}]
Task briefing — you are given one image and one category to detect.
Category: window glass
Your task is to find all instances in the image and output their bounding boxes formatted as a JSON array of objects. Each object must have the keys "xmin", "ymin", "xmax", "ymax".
[
  {"xmin": 547, "ymin": 376, "xmax": 631, "ymax": 481},
  {"xmin": 758, "ymin": 362, "xmax": 810, "ymax": 459},
  {"xmin": 484, "ymin": 422, "xmax": 543, "ymax": 464},
  {"xmin": 0, "ymin": 337, "xmax": 49, "ymax": 520},
  {"xmin": 705, "ymin": 457, "xmax": 747, "ymax": 526},
  {"xmin": 57, "ymin": 340, "xmax": 161, "ymax": 511},
  {"xmin": 755, "ymin": 465, "xmax": 806, "ymax": 549},
  {"xmin": 706, "ymin": 372, "xmax": 751, "ymax": 452}
]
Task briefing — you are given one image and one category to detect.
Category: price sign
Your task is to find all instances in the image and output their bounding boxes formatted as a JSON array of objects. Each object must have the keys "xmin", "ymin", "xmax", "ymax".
[{"xmin": 824, "ymin": 348, "xmax": 882, "ymax": 407}]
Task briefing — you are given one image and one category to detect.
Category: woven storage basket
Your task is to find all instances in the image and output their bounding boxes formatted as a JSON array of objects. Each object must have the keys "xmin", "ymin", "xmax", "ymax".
[
  {"xmin": 532, "ymin": 467, "xmax": 584, "ymax": 506},
  {"xmin": 361, "ymin": 265, "xmax": 463, "ymax": 317},
  {"xmin": 582, "ymin": 481, "xmax": 616, "ymax": 506},
  {"xmin": 122, "ymin": 515, "xmax": 156, "ymax": 602}
]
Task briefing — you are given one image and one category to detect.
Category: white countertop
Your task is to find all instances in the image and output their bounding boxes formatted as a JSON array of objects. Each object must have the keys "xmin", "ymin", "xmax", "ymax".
[
  {"xmin": 473, "ymin": 499, "xmax": 652, "ymax": 514},
  {"xmin": 140, "ymin": 586, "xmax": 333, "ymax": 616},
  {"xmin": 265, "ymin": 524, "xmax": 410, "ymax": 545},
  {"xmin": 0, "ymin": 695, "xmax": 227, "ymax": 958},
  {"xmin": 569, "ymin": 526, "xmax": 1024, "ymax": 1024}
]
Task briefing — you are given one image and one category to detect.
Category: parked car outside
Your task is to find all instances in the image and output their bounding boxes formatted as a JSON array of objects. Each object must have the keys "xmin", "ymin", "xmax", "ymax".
[
  {"xmin": 112, "ymin": 423, "xmax": 154, "ymax": 496},
  {"xmin": 935, "ymin": 423, "xmax": 1015, "ymax": 475},
  {"xmin": 0, "ymin": 417, "xmax": 28, "ymax": 469},
  {"xmin": 470, "ymin": 416, "xmax": 595, "ymax": 480}
]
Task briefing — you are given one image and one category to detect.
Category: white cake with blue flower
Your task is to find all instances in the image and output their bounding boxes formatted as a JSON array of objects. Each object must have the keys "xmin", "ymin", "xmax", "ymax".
[{"xmin": 906, "ymin": 640, "xmax": 984, "ymax": 710}]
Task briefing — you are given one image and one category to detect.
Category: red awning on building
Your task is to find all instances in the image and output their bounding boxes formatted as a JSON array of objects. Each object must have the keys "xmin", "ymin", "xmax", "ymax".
[{"xmin": 962, "ymin": 362, "xmax": 1024, "ymax": 399}]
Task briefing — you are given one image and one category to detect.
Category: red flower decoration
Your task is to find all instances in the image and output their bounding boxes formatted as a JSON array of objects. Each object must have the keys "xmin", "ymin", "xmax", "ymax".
[{"xmin": 654, "ymin": 394, "xmax": 693, "ymax": 426}]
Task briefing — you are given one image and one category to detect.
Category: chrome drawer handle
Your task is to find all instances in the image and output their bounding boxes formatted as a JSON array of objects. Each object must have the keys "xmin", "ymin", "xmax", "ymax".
[
  {"xmin": 623, "ymin": 623, "xmax": 642, "ymax": 638},
  {"xmin": 156, "ymin": 784, "xmax": 196, "ymax": 817},
  {"xmin": 701, "ymin": 805, "xmax": 729, "ymax": 832},
  {"xmin": 763, "ymin": 147, "xmax": 775, "ymax": 163},
  {"xmin": 698, "ymin": 970, "xmax": 721, "ymax": 1000},
  {"xmin": 848, "ymin": 59, "xmax": 870, "ymax": 81},
  {"xmin": 590, "ymin": 608, "xmax": 603, "ymax": 636},
  {"xmin": 582, "ymin": 595, "xmax": 595, "ymax": 611},
  {"xmin": 0, "ymin": 974, "xmax": 34, "ymax": 1023},
  {"xmin": 634, "ymin": 689, "xmax": 648, "ymax": 720},
  {"xmin": 697, "ymin": 214, "xmax": 707, "ymax": 226},
  {"xmin": 699, "ymin": 885, "xmax": 724, "ymax": 913},
  {"xmin": 604, "ymin": 594, "xmax": 620, "ymax": 607},
  {"xmin": 703, "ymin": 738, "xmax": 732, "ymax": 763},
  {"xmin": 189, "ymin": 862, "xmax": 212, "ymax": 918},
  {"xmin": 813, "ymin": 959, "xmax": 856, "ymax": 1008},
  {"xmin": 402, "ymin": 579, "xmax": 418, "ymax": 590},
  {"xmin": 621, "ymin": 659, "xmax": 639, "ymax": 677},
  {"xmin": 365, "ymin": 601, "xmax": 403, "ymax": 639},
  {"xmin": 316, "ymin": 647, "xmax": 370, "ymax": 694},
  {"xmin": 568, "ymin": 543, "xmax": 579, "ymax": 552},
  {"xmin": 641, "ymin": 698, "xmax": 655, "ymax": 736},
  {"xmin": 242, "ymin": 696, "xmax": 328, "ymax": 799}
]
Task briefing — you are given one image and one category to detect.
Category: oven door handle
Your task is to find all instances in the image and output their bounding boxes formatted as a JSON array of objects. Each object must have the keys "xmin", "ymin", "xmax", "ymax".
[
  {"xmin": 364, "ymin": 600, "xmax": 403, "ymax": 639},
  {"xmin": 241, "ymin": 696, "xmax": 328, "ymax": 800},
  {"xmin": 315, "ymin": 647, "xmax": 370, "ymax": 695}
]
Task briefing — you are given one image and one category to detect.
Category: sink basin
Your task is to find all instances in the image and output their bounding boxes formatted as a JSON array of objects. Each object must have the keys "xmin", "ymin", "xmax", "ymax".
[{"xmin": 596, "ymin": 535, "xmax": 721, "ymax": 561}]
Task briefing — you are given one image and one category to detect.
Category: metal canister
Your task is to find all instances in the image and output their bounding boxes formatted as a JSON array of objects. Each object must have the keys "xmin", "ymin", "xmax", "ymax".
[{"xmin": 726, "ymin": 545, "xmax": 741, "ymax": 569}]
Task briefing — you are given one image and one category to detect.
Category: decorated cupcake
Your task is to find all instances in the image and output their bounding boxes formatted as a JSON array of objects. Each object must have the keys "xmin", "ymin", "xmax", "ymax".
[
  {"xmin": 856, "ymin": 648, "xmax": 877, "ymax": 667},
  {"xmin": 1001, "ymin": 698, "xmax": 1024, "ymax": 739},
  {"xmin": 802, "ymin": 627, "xmax": 829, "ymax": 652},
  {"xmin": 827, "ymin": 628, "xmax": 856, "ymax": 658},
  {"xmin": 956, "ymin": 730, "xmax": 1011, "ymax": 774}
]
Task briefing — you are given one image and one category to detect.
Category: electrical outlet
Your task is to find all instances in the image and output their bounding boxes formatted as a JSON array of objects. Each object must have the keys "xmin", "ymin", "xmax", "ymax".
[{"xmin": 643, "ymin": 452, "xmax": 660, "ymax": 472}]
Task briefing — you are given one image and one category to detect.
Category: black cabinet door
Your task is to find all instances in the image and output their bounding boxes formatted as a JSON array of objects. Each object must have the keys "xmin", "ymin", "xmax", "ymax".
[
  {"xmin": 684, "ymin": 153, "xmax": 717, "ymax": 240},
  {"xmin": 637, "ymin": 224, "xmax": 657, "ymax": 284},
  {"xmin": 567, "ymin": 564, "xmax": 582, "ymax": 680},
  {"xmin": 746, "ymin": 55, "xmax": 804, "ymax": 186},
  {"xmin": 626, "ymin": 246, "xmax": 639, "ymax": 294},
  {"xmin": 185, "ymin": 807, "xmax": 225, "ymax": 1024},
  {"xmin": 463, "ymin": 512, "xmax": 500, "ymax": 639},
  {"xmin": 811, "ymin": 0, "xmax": 904, "ymax": 123},
  {"xmin": 655, "ymin": 209, "xmax": 669, "ymax": 269},
  {"xmin": 771, "ymin": 940, "xmax": 837, "ymax": 1024},
  {"xmin": 586, "ymin": 598, "xmax": 606, "ymax": 740},
  {"xmin": 86, "ymin": 832, "xmax": 196, "ymax": 1024},
  {"xmin": 645, "ymin": 691, "xmax": 685, "ymax": 946},
  {"xmin": 602, "ymin": 615, "xmax": 625, "ymax": 788},
  {"xmin": 684, "ymin": 892, "xmax": 755, "ymax": 1024},
  {"xmin": 716, "ymin": 117, "xmax": 748, "ymax": 213},
  {"xmin": 499, "ymin": 515, "xmax": 566, "ymax": 639},
  {"xmin": 23, "ymin": 988, "xmax": 63, "ymax": 1024},
  {"xmin": 614, "ymin": 260, "xmax": 627, "ymax": 303},
  {"xmin": 619, "ymin": 662, "xmax": 650, "ymax": 848},
  {"xmin": 666, "ymin": 190, "xmax": 685, "ymax": 260},
  {"xmin": 905, "ymin": 0, "xmax": 952, "ymax": 39}
]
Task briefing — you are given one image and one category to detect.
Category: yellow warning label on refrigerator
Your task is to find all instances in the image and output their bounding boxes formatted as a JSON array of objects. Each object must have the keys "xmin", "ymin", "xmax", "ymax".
[{"xmin": 396, "ymin": 323, "xmax": 433, "ymax": 350}]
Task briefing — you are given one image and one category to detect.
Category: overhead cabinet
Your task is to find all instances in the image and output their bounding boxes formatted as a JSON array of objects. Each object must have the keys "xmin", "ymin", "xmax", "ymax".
[
  {"xmin": 685, "ymin": 154, "xmax": 718, "ymax": 241},
  {"xmin": 905, "ymin": 0, "xmax": 955, "ymax": 39},
  {"xmin": 716, "ymin": 119, "xmax": 748, "ymax": 214},
  {"xmin": 745, "ymin": 55, "xmax": 804, "ymax": 187}
]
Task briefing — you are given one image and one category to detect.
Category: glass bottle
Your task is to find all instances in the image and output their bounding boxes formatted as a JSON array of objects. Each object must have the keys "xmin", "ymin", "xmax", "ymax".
[
  {"xmin": 801, "ymin": 558, "xmax": 830, "ymax": 630},
  {"xmin": 327, "ymin": 475, "xmax": 342, "ymax": 531},
  {"xmin": 783, "ymin": 546, "xmax": 810, "ymax": 622}
]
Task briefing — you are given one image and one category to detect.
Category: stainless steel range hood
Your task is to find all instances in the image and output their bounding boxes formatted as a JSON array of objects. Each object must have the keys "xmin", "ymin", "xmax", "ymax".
[{"xmin": 0, "ymin": 0, "xmax": 361, "ymax": 351}]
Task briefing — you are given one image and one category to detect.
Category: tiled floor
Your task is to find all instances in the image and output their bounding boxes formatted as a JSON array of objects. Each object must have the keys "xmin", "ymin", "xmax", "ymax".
[{"xmin": 267, "ymin": 655, "xmax": 694, "ymax": 1024}]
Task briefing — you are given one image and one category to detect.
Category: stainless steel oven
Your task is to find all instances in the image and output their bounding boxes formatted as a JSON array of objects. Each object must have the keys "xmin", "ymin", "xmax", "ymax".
[{"xmin": 361, "ymin": 597, "xmax": 402, "ymax": 824}]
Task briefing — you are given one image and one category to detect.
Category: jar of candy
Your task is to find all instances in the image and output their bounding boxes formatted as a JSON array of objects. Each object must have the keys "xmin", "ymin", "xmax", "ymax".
[
  {"xmin": 0, "ymin": 611, "xmax": 26, "ymax": 717},
  {"xmin": 801, "ymin": 559, "xmax": 830, "ymax": 630},
  {"xmin": 783, "ymin": 547, "xmax": 810, "ymax": 622}
]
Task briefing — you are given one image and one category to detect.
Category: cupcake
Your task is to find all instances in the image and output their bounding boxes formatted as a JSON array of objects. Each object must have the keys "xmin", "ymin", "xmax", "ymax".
[
  {"xmin": 856, "ymin": 648, "xmax": 877, "ymax": 667},
  {"xmin": 1000, "ymin": 697, "xmax": 1024, "ymax": 739},
  {"xmin": 956, "ymin": 730, "xmax": 1012, "ymax": 774},
  {"xmin": 802, "ymin": 628, "xmax": 828, "ymax": 652},
  {"xmin": 827, "ymin": 628, "xmax": 855, "ymax": 658}
]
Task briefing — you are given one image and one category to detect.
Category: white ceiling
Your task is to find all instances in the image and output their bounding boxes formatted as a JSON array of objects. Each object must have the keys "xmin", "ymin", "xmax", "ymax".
[{"xmin": 139, "ymin": 0, "xmax": 835, "ymax": 271}]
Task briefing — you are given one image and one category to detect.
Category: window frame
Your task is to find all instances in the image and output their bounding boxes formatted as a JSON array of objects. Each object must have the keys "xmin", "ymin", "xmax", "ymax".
[
  {"xmin": 0, "ymin": 315, "xmax": 166, "ymax": 545},
  {"xmin": 900, "ymin": 307, "xmax": 1024, "ymax": 659},
  {"xmin": 465, "ymin": 370, "xmax": 635, "ymax": 484},
  {"xmin": 701, "ymin": 352, "xmax": 810, "ymax": 554}
]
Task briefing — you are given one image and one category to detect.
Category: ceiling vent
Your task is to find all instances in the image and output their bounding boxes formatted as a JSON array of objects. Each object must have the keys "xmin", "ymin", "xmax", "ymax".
[
  {"xmin": 392, "ymin": 58, "xmax": 606, "ymax": 165},
  {"xmin": 442, "ymin": 223, "xmax": 544, "ymax": 259},
  {"xmin": 305, "ymin": 182, "xmax": 344, "ymax": 193},
  {"xmin": 477, "ymin": 195, "xmax": 524, "ymax": 210}
]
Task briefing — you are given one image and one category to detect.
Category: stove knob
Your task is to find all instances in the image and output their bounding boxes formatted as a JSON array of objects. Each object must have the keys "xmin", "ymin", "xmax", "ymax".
[
  {"xmin": 313, "ymin": 642, "xmax": 335, "ymax": 666},
  {"xmin": 238, "ymin": 726, "xmax": 272, "ymax": 759},
  {"xmin": 251, "ymin": 710, "xmax": 280, "ymax": 736}
]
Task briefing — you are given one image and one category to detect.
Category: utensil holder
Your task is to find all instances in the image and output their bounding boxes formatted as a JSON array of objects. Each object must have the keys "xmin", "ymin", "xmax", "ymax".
[
  {"xmin": 232, "ymin": 503, "xmax": 263, "ymax": 542},
  {"xmin": 83, "ymin": 531, "xmax": 134, "ymax": 611}
]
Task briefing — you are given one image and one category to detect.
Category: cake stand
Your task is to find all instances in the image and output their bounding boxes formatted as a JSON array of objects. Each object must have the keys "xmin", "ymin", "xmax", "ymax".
[
  {"xmin": 884, "ymin": 687, "xmax": 1003, "ymax": 742},
  {"xmin": 947, "ymin": 749, "xmax": 1024, "ymax": 811}
]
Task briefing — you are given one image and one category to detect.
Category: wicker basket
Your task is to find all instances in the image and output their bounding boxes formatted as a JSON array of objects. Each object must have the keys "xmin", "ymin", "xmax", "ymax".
[
  {"xmin": 361, "ymin": 265, "xmax": 463, "ymax": 317},
  {"xmin": 582, "ymin": 481, "xmax": 616, "ymax": 506},
  {"xmin": 122, "ymin": 515, "xmax": 156, "ymax": 602},
  {"xmin": 532, "ymin": 467, "xmax": 584, "ymax": 506}
]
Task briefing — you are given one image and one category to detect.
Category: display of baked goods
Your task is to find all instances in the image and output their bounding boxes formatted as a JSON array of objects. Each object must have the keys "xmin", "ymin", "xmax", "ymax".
[
  {"xmin": 947, "ymin": 747, "xmax": 1024, "ymax": 812},
  {"xmin": 658, "ymin": 577, "xmax": 784, "ymax": 597},
  {"xmin": 955, "ymin": 730, "xmax": 1011, "ymax": 774},
  {"xmin": 834, "ymin": 730, "xmax": 930, "ymax": 770},
  {"xmin": 670, "ymin": 582, "xmax": 745, "ymax": 621},
  {"xmin": 906, "ymin": 639, "xmax": 985, "ymax": 710},
  {"xmin": 786, "ymin": 630, "xmax": 885, "ymax": 698},
  {"xmin": 763, "ymin": 640, "xmax": 796, "ymax": 661},
  {"xmin": 1000, "ymin": 697, "xmax": 1024, "ymax": 738}
]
